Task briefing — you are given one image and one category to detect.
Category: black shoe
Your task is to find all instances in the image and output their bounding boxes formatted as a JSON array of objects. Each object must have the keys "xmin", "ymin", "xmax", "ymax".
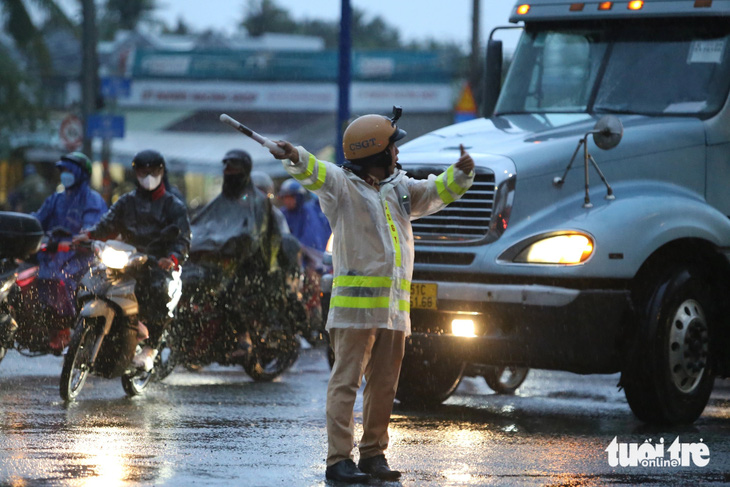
[
  {"xmin": 358, "ymin": 454, "xmax": 401, "ymax": 481},
  {"xmin": 325, "ymin": 459, "xmax": 371, "ymax": 484}
]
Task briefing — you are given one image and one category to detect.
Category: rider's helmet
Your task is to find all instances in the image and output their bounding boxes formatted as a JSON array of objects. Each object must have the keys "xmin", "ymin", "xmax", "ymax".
[
  {"xmin": 278, "ymin": 178, "xmax": 307, "ymax": 209},
  {"xmin": 57, "ymin": 151, "xmax": 92, "ymax": 176},
  {"xmin": 222, "ymin": 149, "xmax": 252, "ymax": 175},
  {"xmin": 251, "ymin": 171, "xmax": 275, "ymax": 198},
  {"xmin": 278, "ymin": 179, "xmax": 306, "ymax": 198},
  {"xmin": 132, "ymin": 149, "xmax": 166, "ymax": 169},
  {"xmin": 342, "ymin": 106, "xmax": 406, "ymax": 173}
]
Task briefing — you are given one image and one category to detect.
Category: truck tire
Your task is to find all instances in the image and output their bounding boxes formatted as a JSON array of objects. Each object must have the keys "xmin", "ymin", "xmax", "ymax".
[
  {"xmin": 396, "ymin": 347, "xmax": 465, "ymax": 408},
  {"xmin": 622, "ymin": 266, "xmax": 714, "ymax": 424}
]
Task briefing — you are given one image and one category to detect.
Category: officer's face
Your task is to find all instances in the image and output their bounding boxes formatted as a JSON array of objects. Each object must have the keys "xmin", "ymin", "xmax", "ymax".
[{"xmin": 387, "ymin": 143, "xmax": 399, "ymax": 175}]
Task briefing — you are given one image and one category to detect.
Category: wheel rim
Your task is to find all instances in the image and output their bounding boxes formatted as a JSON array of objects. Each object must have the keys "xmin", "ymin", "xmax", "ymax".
[
  {"xmin": 498, "ymin": 367, "xmax": 528, "ymax": 389},
  {"xmin": 130, "ymin": 371, "xmax": 152, "ymax": 390},
  {"xmin": 668, "ymin": 298, "xmax": 709, "ymax": 393},
  {"xmin": 69, "ymin": 330, "xmax": 94, "ymax": 395}
]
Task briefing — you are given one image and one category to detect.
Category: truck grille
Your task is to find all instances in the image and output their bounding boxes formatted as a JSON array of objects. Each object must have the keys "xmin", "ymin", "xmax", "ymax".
[{"xmin": 408, "ymin": 169, "xmax": 495, "ymax": 241}]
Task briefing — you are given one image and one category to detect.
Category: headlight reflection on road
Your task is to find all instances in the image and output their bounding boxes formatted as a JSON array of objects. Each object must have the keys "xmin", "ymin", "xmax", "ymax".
[
  {"xmin": 70, "ymin": 427, "xmax": 129, "ymax": 487},
  {"xmin": 440, "ymin": 427, "xmax": 493, "ymax": 484}
]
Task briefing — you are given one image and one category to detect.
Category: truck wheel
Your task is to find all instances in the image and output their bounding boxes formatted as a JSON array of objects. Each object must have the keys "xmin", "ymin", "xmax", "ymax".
[
  {"xmin": 484, "ymin": 366, "xmax": 529, "ymax": 394},
  {"xmin": 622, "ymin": 266, "xmax": 714, "ymax": 424},
  {"xmin": 396, "ymin": 347, "xmax": 465, "ymax": 408}
]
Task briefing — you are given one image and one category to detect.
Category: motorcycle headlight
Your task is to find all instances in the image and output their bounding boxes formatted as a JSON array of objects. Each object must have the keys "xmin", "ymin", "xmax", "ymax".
[
  {"xmin": 0, "ymin": 278, "xmax": 14, "ymax": 297},
  {"xmin": 100, "ymin": 246, "xmax": 131, "ymax": 269},
  {"xmin": 513, "ymin": 233, "xmax": 594, "ymax": 265}
]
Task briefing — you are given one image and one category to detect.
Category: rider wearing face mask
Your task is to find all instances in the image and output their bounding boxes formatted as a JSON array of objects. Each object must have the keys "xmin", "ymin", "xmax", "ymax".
[
  {"xmin": 77, "ymin": 149, "xmax": 191, "ymax": 371},
  {"xmin": 32, "ymin": 152, "xmax": 107, "ymax": 352}
]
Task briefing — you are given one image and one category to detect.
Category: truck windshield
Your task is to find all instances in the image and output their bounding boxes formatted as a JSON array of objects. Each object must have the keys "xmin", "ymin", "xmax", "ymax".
[{"xmin": 496, "ymin": 19, "xmax": 730, "ymax": 118}]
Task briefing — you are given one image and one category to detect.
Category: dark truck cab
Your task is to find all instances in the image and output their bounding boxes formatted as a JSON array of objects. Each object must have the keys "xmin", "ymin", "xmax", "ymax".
[{"xmin": 395, "ymin": 0, "xmax": 730, "ymax": 424}]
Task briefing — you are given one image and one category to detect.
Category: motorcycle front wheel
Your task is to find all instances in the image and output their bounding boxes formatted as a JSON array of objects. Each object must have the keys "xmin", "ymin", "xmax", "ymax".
[
  {"xmin": 60, "ymin": 318, "xmax": 97, "ymax": 401},
  {"xmin": 121, "ymin": 346, "xmax": 154, "ymax": 396},
  {"xmin": 244, "ymin": 326, "xmax": 300, "ymax": 382},
  {"xmin": 152, "ymin": 331, "xmax": 176, "ymax": 381}
]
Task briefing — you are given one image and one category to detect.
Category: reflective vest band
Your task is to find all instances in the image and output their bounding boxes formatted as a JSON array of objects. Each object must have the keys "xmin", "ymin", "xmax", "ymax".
[
  {"xmin": 293, "ymin": 154, "xmax": 326, "ymax": 191},
  {"xmin": 383, "ymin": 201, "xmax": 401, "ymax": 267},
  {"xmin": 304, "ymin": 160, "xmax": 326, "ymax": 191},
  {"xmin": 331, "ymin": 296, "xmax": 390, "ymax": 309},
  {"xmin": 400, "ymin": 279, "xmax": 411, "ymax": 293},
  {"xmin": 435, "ymin": 165, "xmax": 469, "ymax": 203},
  {"xmin": 332, "ymin": 275, "xmax": 411, "ymax": 292},
  {"xmin": 435, "ymin": 172, "xmax": 456, "ymax": 204},
  {"xmin": 447, "ymin": 165, "xmax": 469, "ymax": 195},
  {"xmin": 331, "ymin": 295, "xmax": 410, "ymax": 312}
]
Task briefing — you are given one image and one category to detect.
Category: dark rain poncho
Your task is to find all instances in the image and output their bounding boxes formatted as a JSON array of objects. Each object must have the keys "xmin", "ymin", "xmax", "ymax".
[{"xmin": 190, "ymin": 183, "xmax": 278, "ymax": 269}]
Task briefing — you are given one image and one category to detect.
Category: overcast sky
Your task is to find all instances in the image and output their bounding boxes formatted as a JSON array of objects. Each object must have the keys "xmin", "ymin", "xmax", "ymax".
[{"xmin": 54, "ymin": 0, "xmax": 521, "ymax": 51}]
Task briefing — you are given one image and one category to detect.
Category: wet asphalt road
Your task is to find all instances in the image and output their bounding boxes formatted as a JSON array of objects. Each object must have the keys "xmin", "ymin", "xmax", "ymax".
[{"xmin": 2, "ymin": 345, "xmax": 730, "ymax": 486}]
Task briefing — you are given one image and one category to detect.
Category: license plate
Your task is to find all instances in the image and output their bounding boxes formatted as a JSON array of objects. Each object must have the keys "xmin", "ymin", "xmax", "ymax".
[{"xmin": 410, "ymin": 282, "xmax": 437, "ymax": 310}]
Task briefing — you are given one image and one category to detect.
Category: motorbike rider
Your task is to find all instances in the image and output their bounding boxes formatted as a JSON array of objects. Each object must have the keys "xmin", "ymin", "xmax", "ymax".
[
  {"xmin": 278, "ymin": 178, "xmax": 330, "ymax": 335},
  {"xmin": 74, "ymin": 150, "xmax": 191, "ymax": 371},
  {"xmin": 31, "ymin": 151, "xmax": 107, "ymax": 352},
  {"xmin": 187, "ymin": 150, "xmax": 281, "ymax": 358},
  {"xmin": 270, "ymin": 107, "xmax": 474, "ymax": 483}
]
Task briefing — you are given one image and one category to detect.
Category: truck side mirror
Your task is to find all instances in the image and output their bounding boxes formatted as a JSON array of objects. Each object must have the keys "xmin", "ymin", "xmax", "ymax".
[
  {"xmin": 593, "ymin": 115, "xmax": 623, "ymax": 151},
  {"xmin": 482, "ymin": 39, "xmax": 503, "ymax": 118}
]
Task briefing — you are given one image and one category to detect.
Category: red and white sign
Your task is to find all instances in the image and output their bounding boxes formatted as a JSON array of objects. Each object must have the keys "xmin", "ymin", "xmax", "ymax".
[{"xmin": 59, "ymin": 114, "xmax": 83, "ymax": 150}]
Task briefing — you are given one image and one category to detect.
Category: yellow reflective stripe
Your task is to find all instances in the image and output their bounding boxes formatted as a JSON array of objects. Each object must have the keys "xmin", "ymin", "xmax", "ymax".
[
  {"xmin": 446, "ymin": 165, "xmax": 467, "ymax": 195},
  {"xmin": 383, "ymin": 201, "xmax": 401, "ymax": 267},
  {"xmin": 330, "ymin": 296, "xmax": 411, "ymax": 311},
  {"xmin": 435, "ymin": 172, "xmax": 455, "ymax": 204},
  {"xmin": 333, "ymin": 275, "xmax": 392, "ymax": 288},
  {"xmin": 304, "ymin": 160, "xmax": 326, "ymax": 191},
  {"xmin": 400, "ymin": 279, "xmax": 411, "ymax": 293},
  {"xmin": 331, "ymin": 296, "xmax": 390, "ymax": 309},
  {"xmin": 292, "ymin": 154, "xmax": 316, "ymax": 181}
]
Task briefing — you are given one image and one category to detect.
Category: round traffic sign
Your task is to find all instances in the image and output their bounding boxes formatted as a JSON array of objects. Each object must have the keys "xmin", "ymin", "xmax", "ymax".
[{"xmin": 60, "ymin": 114, "xmax": 83, "ymax": 150}]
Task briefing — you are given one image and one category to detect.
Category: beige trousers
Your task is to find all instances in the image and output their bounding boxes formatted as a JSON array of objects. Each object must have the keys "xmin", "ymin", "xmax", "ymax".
[{"xmin": 326, "ymin": 327, "xmax": 406, "ymax": 466}]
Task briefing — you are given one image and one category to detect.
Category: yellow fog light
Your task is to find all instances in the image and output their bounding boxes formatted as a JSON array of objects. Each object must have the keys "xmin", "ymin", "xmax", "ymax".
[
  {"xmin": 452, "ymin": 319, "xmax": 476, "ymax": 337},
  {"xmin": 516, "ymin": 234, "xmax": 594, "ymax": 264}
]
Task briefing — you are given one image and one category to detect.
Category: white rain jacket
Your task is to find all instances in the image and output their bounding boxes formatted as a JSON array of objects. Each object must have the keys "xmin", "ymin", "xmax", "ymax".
[{"xmin": 283, "ymin": 147, "xmax": 474, "ymax": 335}]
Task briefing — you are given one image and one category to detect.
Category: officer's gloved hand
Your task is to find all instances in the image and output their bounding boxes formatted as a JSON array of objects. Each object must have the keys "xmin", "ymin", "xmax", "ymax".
[{"xmin": 271, "ymin": 141, "xmax": 298, "ymax": 163}]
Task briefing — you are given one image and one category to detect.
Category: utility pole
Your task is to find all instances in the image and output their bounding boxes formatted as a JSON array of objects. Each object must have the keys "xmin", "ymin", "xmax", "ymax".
[
  {"xmin": 469, "ymin": 0, "xmax": 482, "ymax": 107},
  {"xmin": 81, "ymin": 0, "xmax": 98, "ymax": 158},
  {"xmin": 336, "ymin": 0, "xmax": 351, "ymax": 166}
]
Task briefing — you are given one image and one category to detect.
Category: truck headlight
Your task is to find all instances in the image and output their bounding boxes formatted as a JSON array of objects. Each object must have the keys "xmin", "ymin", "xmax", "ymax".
[
  {"xmin": 451, "ymin": 319, "xmax": 476, "ymax": 337},
  {"xmin": 514, "ymin": 234, "xmax": 594, "ymax": 264}
]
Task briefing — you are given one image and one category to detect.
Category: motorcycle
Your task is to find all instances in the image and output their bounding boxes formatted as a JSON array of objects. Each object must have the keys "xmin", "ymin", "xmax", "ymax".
[
  {"xmin": 9, "ymin": 231, "xmax": 89, "ymax": 358},
  {"xmin": 168, "ymin": 232, "xmax": 306, "ymax": 381},
  {"xmin": 0, "ymin": 212, "xmax": 44, "ymax": 365},
  {"xmin": 60, "ymin": 232, "xmax": 181, "ymax": 401}
]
